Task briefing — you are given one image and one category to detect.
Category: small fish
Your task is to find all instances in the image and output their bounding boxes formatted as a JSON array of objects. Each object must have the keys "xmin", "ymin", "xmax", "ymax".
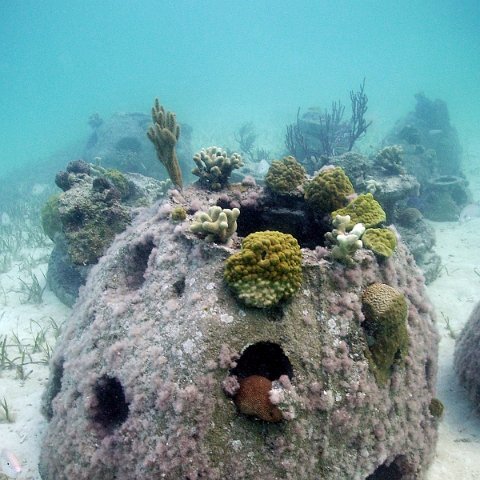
[
  {"xmin": 1, "ymin": 449, "xmax": 22, "ymax": 478},
  {"xmin": 428, "ymin": 129, "xmax": 443, "ymax": 135}
]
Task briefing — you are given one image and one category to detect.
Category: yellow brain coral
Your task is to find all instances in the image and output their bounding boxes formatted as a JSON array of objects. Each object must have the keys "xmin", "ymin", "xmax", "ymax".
[
  {"xmin": 224, "ymin": 230, "xmax": 302, "ymax": 308},
  {"xmin": 361, "ymin": 283, "xmax": 408, "ymax": 385}
]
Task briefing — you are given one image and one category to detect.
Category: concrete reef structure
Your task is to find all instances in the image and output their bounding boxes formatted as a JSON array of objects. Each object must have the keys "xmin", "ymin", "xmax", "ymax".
[
  {"xmin": 39, "ymin": 173, "xmax": 440, "ymax": 479},
  {"xmin": 454, "ymin": 301, "xmax": 480, "ymax": 410},
  {"xmin": 42, "ymin": 160, "xmax": 170, "ymax": 306}
]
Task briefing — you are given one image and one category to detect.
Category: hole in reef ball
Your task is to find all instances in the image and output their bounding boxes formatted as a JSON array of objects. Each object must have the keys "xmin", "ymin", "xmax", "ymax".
[
  {"xmin": 125, "ymin": 238, "xmax": 155, "ymax": 288},
  {"xmin": 230, "ymin": 341, "xmax": 293, "ymax": 381},
  {"xmin": 91, "ymin": 375, "xmax": 129, "ymax": 430},
  {"xmin": 173, "ymin": 276, "xmax": 186, "ymax": 296},
  {"xmin": 43, "ymin": 358, "xmax": 64, "ymax": 420},
  {"xmin": 366, "ymin": 454, "xmax": 413, "ymax": 479}
]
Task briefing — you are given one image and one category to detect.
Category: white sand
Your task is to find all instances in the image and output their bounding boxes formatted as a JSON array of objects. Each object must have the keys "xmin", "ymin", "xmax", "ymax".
[
  {"xmin": 0, "ymin": 245, "xmax": 70, "ymax": 479},
  {"xmin": 1, "ymin": 213, "xmax": 480, "ymax": 479},
  {"xmin": 426, "ymin": 218, "xmax": 480, "ymax": 479}
]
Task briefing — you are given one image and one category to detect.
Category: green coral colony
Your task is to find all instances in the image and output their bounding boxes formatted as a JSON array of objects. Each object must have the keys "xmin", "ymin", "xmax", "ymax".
[
  {"xmin": 224, "ymin": 230, "xmax": 303, "ymax": 308},
  {"xmin": 265, "ymin": 155, "xmax": 306, "ymax": 193}
]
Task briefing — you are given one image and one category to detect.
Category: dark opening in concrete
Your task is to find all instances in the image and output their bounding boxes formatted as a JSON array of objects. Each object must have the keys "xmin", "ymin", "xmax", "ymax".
[
  {"xmin": 173, "ymin": 276, "xmax": 186, "ymax": 296},
  {"xmin": 366, "ymin": 455, "xmax": 412, "ymax": 480},
  {"xmin": 231, "ymin": 341, "xmax": 293, "ymax": 381},
  {"xmin": 125, "ymin": 238, "xmax": 155, "ymax": 288},
  {"xmin": 91, "ymin": 375, "xmax": 129, "ymax": 430}
]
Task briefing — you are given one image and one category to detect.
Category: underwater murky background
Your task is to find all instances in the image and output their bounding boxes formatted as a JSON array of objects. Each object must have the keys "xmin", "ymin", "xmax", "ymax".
[
  {"xmin": 1, "ymin": 1, "xmax": 480, "ymax": 479},
  {"xmin": 1, "ymin": 1, "xmax": 479, "ymax": 175}
]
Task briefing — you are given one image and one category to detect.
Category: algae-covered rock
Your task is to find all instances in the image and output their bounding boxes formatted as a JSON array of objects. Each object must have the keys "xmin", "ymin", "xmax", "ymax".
[
  {"xmin": 429, "ymin": 398, "xmax": 444, "ymax": 418},
  {"xmin": 455, "ymin": 301, "xmax": 480, "ymax": 410},
  {"xmin": 43, "ymin": 161, "xmax": 171, "ymax": 306},
  {"xmin": 41, "ymin": 194, "xmax": 62, "ymax": 241},
  {"xmin": 39, "ymin": 184, "xmax": 440, "ymax": 480}
]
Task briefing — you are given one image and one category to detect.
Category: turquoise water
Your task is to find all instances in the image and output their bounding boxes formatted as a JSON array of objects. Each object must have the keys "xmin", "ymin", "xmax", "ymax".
[{"xmin": 1, "ymin": 0, "xmax": 479, "ymax": 176}]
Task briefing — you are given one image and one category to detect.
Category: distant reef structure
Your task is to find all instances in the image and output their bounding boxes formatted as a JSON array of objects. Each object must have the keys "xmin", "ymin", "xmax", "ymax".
[
  {"xmin": 282, "ymin": 149, "xmax": 442, "ymax": 284},
  {"xmin": 285, "ymin": 79, "xmax": 372, "ymax": 174},
  {"xmin": 83, "ymin": 110, "xmax": 194, "ymax": 184},
  {"xmin": 382, "ymin": 93, "xmax": 470, "ymax": 222},
  {"xmin": 42, "ymin": 159, "xmax": 171, "ymax": 306},
  {"xmin": 39, "ymin": 141, "xmax": 441, "ymax": 478},
  {"xmin": 284, "ymin": 91, "xmax": 469, "ymax": 223}
]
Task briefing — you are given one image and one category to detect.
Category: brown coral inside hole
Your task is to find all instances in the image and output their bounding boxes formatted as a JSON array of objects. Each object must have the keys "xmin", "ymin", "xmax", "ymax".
[{"xmin": 230, "ymin": 341, "xmax": 293, "ymax": 381}]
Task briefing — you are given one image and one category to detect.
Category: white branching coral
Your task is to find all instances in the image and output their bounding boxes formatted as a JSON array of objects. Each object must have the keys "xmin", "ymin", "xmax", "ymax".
[
  {"xmin": 325, "ymin": 214, "xmax": 365, "ymax": 265},
  {"xmin": 192, "ymin": 146, "xmax": 244, "ymax": 190},
  {"xmin": 190, "ymin": 206, "xmax": 240, "ymax": 243}
]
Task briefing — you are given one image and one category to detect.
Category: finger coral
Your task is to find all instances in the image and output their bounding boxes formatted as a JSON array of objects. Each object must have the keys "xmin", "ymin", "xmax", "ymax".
[
  {"xmin": 190, "ymin": 206, "xmax": 240, "ymax": 243},
  {"xmin": 224, "ymin": 230, "xmax": 302, "ymax": 308},
  {"xmin": 192, "ymin": 146, "xmax": 243, "ymax": 191},
  {"xmin": 325, "ymin": 214, "xmax": 365, "ymax": 265}
]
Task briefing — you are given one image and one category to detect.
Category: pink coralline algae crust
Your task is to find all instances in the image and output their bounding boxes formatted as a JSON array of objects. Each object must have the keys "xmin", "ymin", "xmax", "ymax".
[
  {"xmin": 39, "ymin": 184, "xmax": 440, "ymax": 480},
  {"xmin": 455, "ymin": 301, "xmax": 480, "ymax": 410}
]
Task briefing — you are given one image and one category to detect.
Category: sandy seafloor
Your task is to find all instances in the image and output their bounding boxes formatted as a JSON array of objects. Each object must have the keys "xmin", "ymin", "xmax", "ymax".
[{"xmin": 1, "ymin": 166, "xmax": 480, "ymax": 479}]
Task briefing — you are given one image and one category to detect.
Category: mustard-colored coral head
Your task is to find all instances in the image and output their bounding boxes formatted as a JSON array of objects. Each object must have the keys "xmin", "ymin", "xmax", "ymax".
[
  {"xmin": 304, "ymin": 166, "xmax": 355, "ymax": 213},
  {"xmin": 332, "ymin": 193, "xmax": 386, "ymax": 229},
  {"xmin": 265, "ymin": 156, "xmax": 306, "ymax": 194},
  {"xmin": 224, "ymin": 230, "xmax": 302, "ymax": 308},
  {"xmin": 362, "ymin": 227, "xmax": 397, "ymax": 258}
]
